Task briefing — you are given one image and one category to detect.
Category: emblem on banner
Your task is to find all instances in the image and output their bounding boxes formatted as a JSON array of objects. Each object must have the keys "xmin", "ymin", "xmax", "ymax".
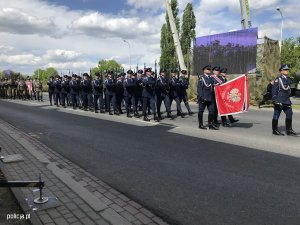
[{"xmin": 227, "ymin": 88, "xmax": 241, "ymax": 103}]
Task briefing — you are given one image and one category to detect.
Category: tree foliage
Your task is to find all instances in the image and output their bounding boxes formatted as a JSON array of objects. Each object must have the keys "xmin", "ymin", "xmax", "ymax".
[
  {"xmin": 180, "ymin": 3, "xmax": 196, "ymax": 67},
  {"xmin": 96, "ymin": 59, "xmax": 123, "ymax": 74},
  {"xmin": 281, "ymin": 37, "xmax": 300, "ymax": 80},
  {"xmin": 160, "ymin": 0, "xmax": 180, "ymax": 71}
]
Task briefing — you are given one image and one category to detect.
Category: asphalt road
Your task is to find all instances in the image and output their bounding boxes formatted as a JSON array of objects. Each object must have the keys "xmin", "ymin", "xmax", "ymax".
[{"xmin": 1, "ymin": 99, "xmax": 300, "ymax": 225}]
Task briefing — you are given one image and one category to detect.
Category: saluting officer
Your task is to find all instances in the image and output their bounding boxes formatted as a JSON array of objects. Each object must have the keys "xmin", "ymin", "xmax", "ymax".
[
  {"xmin": 272, "ymin": 64, "xmax": 298, "ymax": 136},
  {"xmin": 197, "ymin": 65, "xmax": 219, "ymax": 130}
]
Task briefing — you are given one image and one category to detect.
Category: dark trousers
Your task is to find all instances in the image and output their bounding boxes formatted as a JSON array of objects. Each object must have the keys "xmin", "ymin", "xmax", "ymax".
[
  {"xmin": 71, "ymin": 94, "xmax": 78, "ymax": 108},
  {"xmin": 55, "ymin": 92, "xmax": 60, "ymax": 105},
  {"xmin": 61, "ymin": 92, "xmax": 68, "ymax": 106},
  {"xmin": 94, "ymin": 94, "xmax": 104, "ymax": 110},
  {"xmin": 143, "ymin": 96, "xmax": 156, "ymax": 115},
  {"xmin": 125, "ymin": 96, "xmax": 136, "ymax": 113},
  {"xmin": 106, "ymin": 94, "xmax": 116, "ymax": 112},
  {"xmin": 82, "ymin": 93, "xmax": 89, "ymax": 109},
  {"xmin": 157, "ymin": 95, "xmax": 171, "ymax": 115},
  {"xmin": 273, "ymin": 104, "xmax": 293, "ymax": 120},
  {"xmin": 48, "ymin": 92, "xmax": 54, "ymax": 104}
]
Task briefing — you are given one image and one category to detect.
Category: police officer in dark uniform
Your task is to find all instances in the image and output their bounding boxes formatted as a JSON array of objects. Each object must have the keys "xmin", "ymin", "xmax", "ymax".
[
  {"xmin": 92, "ymin": 72, "xmax": 104, "ymax": 113},
  {"xmin": 197, "ymin": 65, "xmax": 219, "ymax": 130},
  {"xmin": 124, "ymin": 70, "xmax": 137, "ymax": 118},
  {"xmin": 169, "ymin": 69, "xmax": 185, "ymax": 118},
  {"xmin": 80, "ymin": 73, "xmax": 91, "ymax": 111},
  {"xmin": 142, "ymin": 68, "xmax": 159, "ymax": 121},
  {"xmin": 61, "ymin": 75, "xmax": 69, "ymax": 108},
  {"xmin": 47, "ymin": 76, "xmax": 55, "ymax": 105},
  {"xmin": 105, "ymin": 71, "xmax": 119, "ymax": 115},
  {"xmin": 178, "ymin": 69, "xmax": 194, "ymax": 115},
  {"xmin": 116, "ymin": 72, "xmax": 125, "ymax": 114},
  {"xmin": 53, "ymin": 75, "xmax": 62, "ymax": 107},
  {"xmin": 272, "ymin": 64, "xmax": 298, "ymax": 136},
  {"xmin": 69, "ymin": 74, "xmax": 79, "ymax": 109},
  {"xmin": 156, "ymin": 69, "xmax": 173, "ymax": 120},
  {"xmin": 135, "ymin": 69, "xmax": 144, "ymax": 112}
]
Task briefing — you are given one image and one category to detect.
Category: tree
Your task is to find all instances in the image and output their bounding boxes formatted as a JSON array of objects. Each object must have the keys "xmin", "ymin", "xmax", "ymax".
[
  {"xmin": 97, "ymin": 59, "xmax": 123, "ymax": 75},
  {"xmin": 160, "ymin": 0, "xmax": 180, "ymax": 72},
  {"xmin": 180, "ymin": 3, "xmax": 196, "ymax": 67},
  {"xmin": 281, "ymin": 37, "xmax": 300, "ymax": 80}
]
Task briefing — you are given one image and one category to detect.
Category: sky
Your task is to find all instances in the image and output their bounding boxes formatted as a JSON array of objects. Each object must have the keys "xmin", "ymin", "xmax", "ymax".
[{"xmin": 0, "ymin": 0, "xmax": 299, "ymax": 75}]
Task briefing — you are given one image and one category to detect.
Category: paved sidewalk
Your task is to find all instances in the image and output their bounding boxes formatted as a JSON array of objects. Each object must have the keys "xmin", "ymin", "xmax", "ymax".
[{"xmin": 0, "ymin": 118, "xmax": 169, "ymax": 225}]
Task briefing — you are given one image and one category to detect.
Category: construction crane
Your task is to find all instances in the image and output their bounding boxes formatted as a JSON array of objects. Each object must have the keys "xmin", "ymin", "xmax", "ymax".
[
  {"xmin": 165, "ymin": 0, "xmax": 187, "ymax": 71},
  {"xmin": 239, "ymin": 0, "xmax": 252, "ymax": 29}
]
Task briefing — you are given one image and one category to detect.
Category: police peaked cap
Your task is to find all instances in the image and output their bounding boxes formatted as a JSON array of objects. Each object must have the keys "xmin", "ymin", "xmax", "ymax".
[
  {"xmin": 83, "ymin": 73, "xmax": 89, "ymax": 77},
  {"xmin": 72, "ymin": 74, "xmax": 77, "ymax": 77},
  {"xmin": 137, "ymin": 69, "xmax": 144, "ymax": 74},
  {"xmin": 120, "ymin": 72, "xmax": 126, "ymax": 76},
  {"xmin": 171, "ymin": 68, "xmax": 178, "ymax": 73},
  {"xmin": 220, "ymin": 68, "xmax": 227, "ymax": 73},
  {"xmin": 279, "ymin": 64, "xmax": 290, "ymax": 71},
  {"xmin": 95, "ymin": 72, "xmax": 100, "ymax": 76},
  {"xmin": 160, "ymin": 68, "xmax": 166, "ymax": 73},
  {"xmin": 212, "ymin": 66, "xmax": 221, "ymax": 71},
  {"xmin": 107, "ymin": 70, "xmax": 114, "ymax": 75},
  {"xmin": 202, "ymin": 65, "xmax": 211, "ymax": 70},
  {"xmin": 146, "ymin": 67, "xmax": 152, "ymax": 72},
  {"xmin": 127, "ymin": 69, "xmax": 133, "ymax": 74}
]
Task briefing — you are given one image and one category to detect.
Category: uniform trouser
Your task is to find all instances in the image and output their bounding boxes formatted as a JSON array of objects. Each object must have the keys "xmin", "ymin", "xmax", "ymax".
[
  {"xmin": 135, "ymin": 95, "xmax": 143, "ymax": 111},
  {"xmin": 81, "ymin": 93, "xmax": 89, "ymax": 109},
  {"xmin": 170, "ymin": 96, "xmax": 183, "ymax": 113},
  {"xmin": 55, "ymin": 92, "xmax": 60, "ymax": 105},
  {"xmin": 88, "ymin": 94, "xmax": 93, "ymax": 109},
  {"xmin": 125, "ymin": 96, "xmax": 136, "ymax": 113},
  {"xmin": 61, "ymin": 92, "xmax": 68, "ymax": 106},
  {"xmin": 157, "ymin": 95, "xmax": 171, "ymax": 116},
  {"xmin": 198, "ymin": 100, "xmax": 215, "ymax": 124},
  {"xmin": 181, "ymin": 94, "xmax": 192, "ymax": 112},
  {"xmin": 143, "ymin": 96, "xmax": 156, "ymax": 115},
  {"xmin": 221, "ymin": 115, "xmax": 235, "ymax": 123},
  {"xmin": 71, "ymin": 94, "xmax": 78, "ymax": 108},
  {"xmin": 48, "ymin": 92, "xmax": 54, "ymax": 104},
  {"xmin": 94, "ymin": 94, "xmax": 104, "ymax": 110},
  {"xmin": 106, "ymin": 94, "xmax": 116, "ymax": 112},
  {"xmin": 116, "ymin": 94, "xmax": 123, "ymax": 112},
  {"xmin": 272, "ymin": 104, "xmax": 293, "ymax": 131}
]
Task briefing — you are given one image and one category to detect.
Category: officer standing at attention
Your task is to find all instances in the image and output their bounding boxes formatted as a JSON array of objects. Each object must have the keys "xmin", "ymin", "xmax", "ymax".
[
  {"xmin": 272, "ymin": 64, "xmax": 298, "ymax": 136},
  {"xmin": 197, "ymin": 65, "xmax": 219, "ymax": 130},
  {"xmin": 47, "ymin": 76, "xmax": 55, "ymax": 105}
]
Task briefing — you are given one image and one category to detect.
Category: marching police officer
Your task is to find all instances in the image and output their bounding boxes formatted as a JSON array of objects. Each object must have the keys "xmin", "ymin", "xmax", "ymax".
[
  {"xmin": 61, "ymin": 75, "xmax": 69, "ymax": 108},
  {"xmin": 124, "ymin": 70, "xmax": 138, "ymax": 118},
  {"xmin": 197, "ymin": 65, "xmax": 219, "ymax": 130},
  {"xmin": 272, "ymin": 64, "xmax": 298, "ymax": 136},
  {"xmin": 169, "ymin": 69, "xmax": 185, "ymax": 118},
  {"xmin": 142, "ymin": 68, "xmax": 159, "ymax": 121},
  {"xmin": 92, "ymin": 72, "xmax": 104, "ymax": 113},
  {"xmin": 69, "ymin": 74, "xmax": 79, "ymax": 109},
  {"xmin": 81, "ymin": 73, "xmax": 91, "ymax": 111},
  {"xmin": 156, "ymin": 69, "xmax": 173, "ymax": 120},
  {"xmin": 178, "ymin": 69, "xmax": 194, "ymax": 115},
  {"xmin": 135, "ymin": 70, "xmax": 144, "ymax": 112},
  {"xmin": 53, "ymin": 75, "xmax": 62, "ymax": 107},
  {"xmin": 47, "ymin": 76, "xmax": 55, "ymax": 105},
  {"xmin": 116, "ymin": 72, "xmax": 125, "ymax": 114},
  {"xmin": 105, "ymin": 71, "xmax": 119, "ymax": 115}
]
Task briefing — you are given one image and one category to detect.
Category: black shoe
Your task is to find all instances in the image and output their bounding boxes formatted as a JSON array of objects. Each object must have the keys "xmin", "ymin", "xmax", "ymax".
[
  {"xmin": 127, "ymin": 113, "xmax": 133, "ymax": 118},
  {"xmin": 222, "ymin": 122, "xmax": 232, "ymax": 127},
  {"xmin": 109, "ymin": 112, "xmax": 113, "ymax": 115},
  {"xmin": 143, "ymin": 116, "xmax": 150, "ymax": 122},
  {"xmin": 188, "ymin": 111, "xmax": 195, "ymax": 115},
  {"xmin": 199, "ymin": 125, "xmax": 207, "ymax": 130},
  {"xmin": 100, "ymin": 110, "xmax": 105, "ymax": 113},
  {"xmin": 95, "ymin": 110, "xmax": 99, "ymax": 113},
  {"xmin": 230, "ymin": 119, "xmax": 239, "ymax": 123},
  {"xmin": 154, "ymin": 116, "xmax": 160, "ymax": 122},
  {"xmin": 114, "ymin": 111, "xmax": 120, "ymax": 116},
  {"xmin": 134, "ymin": 112, "xmax": 141, "ymax": 118},
  {"xmin": 209, "ymin": 124, "xmax": 219, "ymax": 130},
  {"xmin": 272, "ymin": 130, "xmax": 285, "ymax": 136},
  {"xmin": 84, "ymin": 108, "xmax": 88, "ymax": 111},
  {"xmin": 286, "ymin": 130, "xmax": 298, "ymax": 136}
]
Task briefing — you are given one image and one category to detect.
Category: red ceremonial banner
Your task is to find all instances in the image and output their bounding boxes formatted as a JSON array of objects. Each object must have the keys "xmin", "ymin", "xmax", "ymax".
[{"xmin": 215, "ymin": 74, "xmax": 249, "ymax": 116}]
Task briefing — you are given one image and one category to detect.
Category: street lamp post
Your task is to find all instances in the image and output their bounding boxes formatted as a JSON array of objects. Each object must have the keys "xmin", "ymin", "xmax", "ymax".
[
  {"xmin": 123, "ymin": 39, "xmax": 131, "ymax": 69},
  {"xmin": 276, "ymin": 7, "xmax": 283, "ymax": 53}
]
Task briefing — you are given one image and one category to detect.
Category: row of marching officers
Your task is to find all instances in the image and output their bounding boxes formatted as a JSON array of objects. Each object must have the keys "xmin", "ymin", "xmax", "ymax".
[{"xmin": 47, "ymin": 67, "xmax": 195, "ymax": 122}]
